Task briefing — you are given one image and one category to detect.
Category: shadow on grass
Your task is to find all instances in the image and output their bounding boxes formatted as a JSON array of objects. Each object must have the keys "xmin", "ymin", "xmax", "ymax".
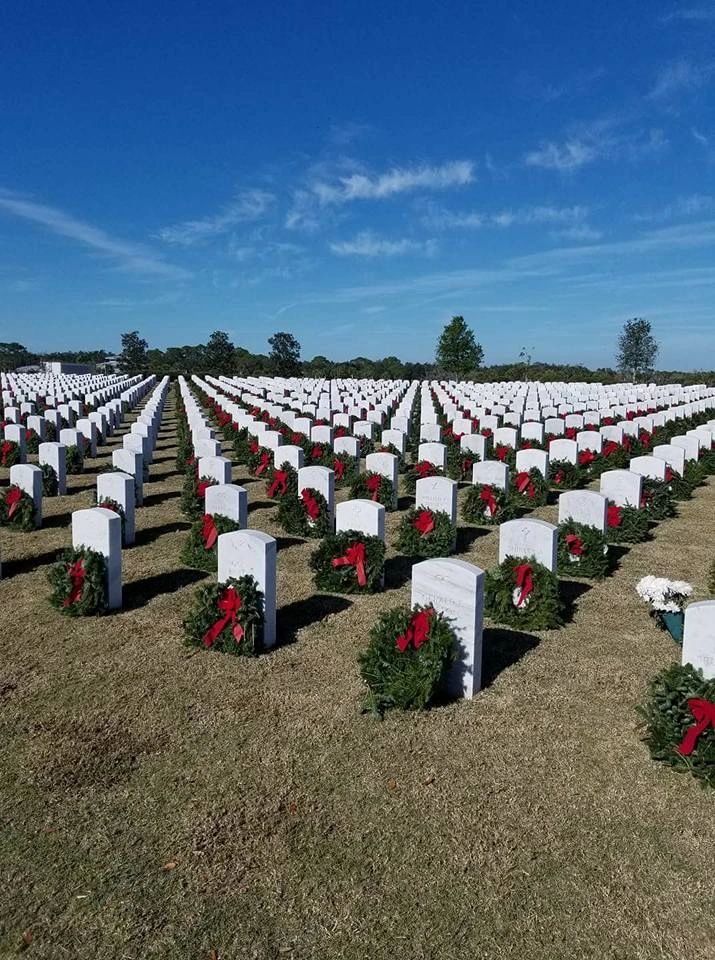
[
  {"xmin": 122, "ymin": 567, "xmax": 208, "ymax": 610},
  {"xmin": 384, "ymin": 554, "xmax": 414, "ymax": 591},
  {"xmin": 455, "ymin": 526, "xmax": 490, "ymax": 553},
  {"xmin": 481, "ymin": 627, "xmax": 540, "ymax": 688},
  {"xmin": 134, "ymin": 520, "xmax": 190, "ymax": 547},
  {"xmin": 41, "ymin": 511, "xmax": 73, "ymax": 529},
  {"xmin": 3, "ymin": 547, "xmax": 64, "ymax": 578},
  {"xmin": 142, "ymin": 490, "xmax": 181, "ymax": 507},
  {"xmin": 397, "ymin": 495, "xmax": 415, "ymax": 511},
  {"xmin": 275, "ymin": 535, "xmax": 304, "ymax": 551},
  {"xmin": 248, "ymin": 500, "xmax": 275, "ymax": 513},
  {"xmin": 277, "ymin": 594, "xmax": 352, "ymax": 647},
  {"xmin": 559, "ymin": 579, "xmax": 593, "ymax": 624}
]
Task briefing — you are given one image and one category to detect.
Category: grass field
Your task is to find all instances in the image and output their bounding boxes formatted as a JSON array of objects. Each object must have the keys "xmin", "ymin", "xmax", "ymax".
[{"xmin": 1, "ymin": 393, "xmax": 714, "ymax": 959}]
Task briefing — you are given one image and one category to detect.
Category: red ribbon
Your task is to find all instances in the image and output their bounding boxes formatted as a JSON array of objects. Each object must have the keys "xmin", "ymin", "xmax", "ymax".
[
  {"xmin": 665, "ymin": 467, "xmax": 674, "ymax": 483},
  {"xmin": 480, "ymin": 485, "xmax": 498, "ymax": 517},
  {"xmin": 578, "ymin": 450, "xmax": 595, "ymax": 467},
  {"xmin": 677, "ymin": 699, "xmax": 715, "ymax": 756},
  {"xmin": 201, "ymin": 513, "xmax": 218, "ymax": 550},
  {"xmin": 291, "ymin": 432, "xmax": 304, "ymax": 446},
  {"xmin": 366, "ymin": 474, "xmax": 382, "ymax": 501},
  {"xmin": 333, "ymin": 458, "xmax": 345, "ymax": 480},
  {"xmin": 249, "ymin": 440, "xmax": 260, "ymax": 455},
  {"xmin": 267, "ymin": 469, "xmax": 289, "ymax": 498},
  {"xmin": 331, "ymin": 541, "xmax": 367, "ymax": 586},
  {"xmin": 553, "ymin": 470, "xmax": 564, "ymax": 485},
  {"xmin": 515, "ymin": 471, "xmax": 535, "ymax": 498},
  {"xmin": 301, "ymin": 488, "xmax": 320, "ymax": 520},
  {"xmin": 255, "ymin": 451, "xmax": 271, "ymax": 476},
  {"xmin": 202, "ymin": 586, "xmax": 245, "ymax": 648},
  {"xmin": 514, "ymin": 563, "xmax": 533, "ymax": 608},
  {"xmin": 5, "ymin": 486, "xmax": 22, "ymax": 519},
  {"xmin": 495, "ymin": 445, "xmax": 509, "ymax": 462},
  {"xmin": 1, "ymin": 441, "xmax": 13, "ymax": 466},
  {"xmin": 413, "ymin": 510, "xmax": 435, "ymax": 535},
  {"xmin": 565, "ymin": 534, "xmax": 584, "ymax": 556},
  {"xmin": 602, "ymin": 441, "xmax": 619, "ymax": 458},
  {"xmin": 197, "ymin": 480, "xmax": 212, "ymax": 498},
  {"xmin": 607, "ymin": 505, "xmax": 622, "ymax": 527},
  {"xmin": 63, "ymin": 559, "xmax": 86, "ymax": 607},
  {"xmin": 396, "ymin": 607, "xmax": 434, "ymax": 652},
  {"xmin": 565, "ymin": 427, "xmax": 577, "ymax": 440},
  {"xmin": 416, "ymin": 461, "xmax": 434, "ymax": 478},
  {"xmin": 311, "ymin": 445, "xmax": 324, "ymax": 462}
]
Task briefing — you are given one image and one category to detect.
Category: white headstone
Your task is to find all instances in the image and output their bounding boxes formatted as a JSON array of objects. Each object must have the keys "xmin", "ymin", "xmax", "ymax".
[
  {"xmin": 9, "ymin": 463, "xmax": 42, "ymax": 527},
  {"xmin": 205, "ymin": 483, "xmax": 248, "ymax": 527},
  {"xmin": 217, "ymin": 530, "xmax": 277, "ymax": 650},
  {"xmin": 418, "ymin": 442, "xmax": 447, "ymax": 470},
  {"xmin": 198, "ymin": 455, "xmax": 232, "ymax": 485},
  {"xmin": 599, "ymin": 469, "xmax": 642, "ymax": 508},
  {"xmin": 682, "ymin": 601, "xmax": 715, "ymax": 680},
  {"xmin": 97, "ymin": 471, "xmax": 135, "ymax": 545},
  {"xmin": 558, "ymin": 489, "xmax": 607, "ymax": 534},
  {"xmin": 472, "ymin": 460, "xmax": 509, "ymax": 491},
  {"xmin": 38, "ymin": 442, "xmax": 67, "ymax": 495},
  {"xmin": 297, "ymin": 465, "xmax": 335, "ymax": 527},
  {"xmin": 499, "ymin": 518, "xmax": 557, "ymax": 572},
  {"xmin": 72, "ymin": 507, "xmax": 122, "ymax": 609},
  {"xmin": 335, "ymin": 499, "xmax": 385, "ymax": 540}
]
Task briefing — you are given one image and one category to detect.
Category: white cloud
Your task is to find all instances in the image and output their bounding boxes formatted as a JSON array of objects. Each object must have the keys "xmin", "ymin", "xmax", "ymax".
[
  {"xmin": 524, "ymin": 116, "xmax": 668, "ymax": 172},
  {"xmin": 635, "ymin": 194, "xmax": 715, "ymax": 222},
  {"xmin": 313, "ymin": 160, "xmax": 474, "ymax": 205},
  {"xmin": 0, "ymin": 189, "xmax": 190, "ymax": 279},
  {"xmin": 649, "ymin": 59, "xmax": 715, "ymax": 99},
  {"xmin": 550, "ymin": 225, "xmax": 603, "ymax": 242},
  {"xmin": 660, "ymin": 6, "xmax": 715, "ymax": 24},
  {"xmin": 158, "ymin": 189, "xmax": 275, "ymax": 245},
  {"xmin": 422, "ymin": 203, "xmax": 589, "ymax": 230},
  {"xmin": 329, "ymin": 231, "xmax": 436, "ymax": 257},
  {"xmin": 524, "ymin": 140, "xmax": 598, "ymax": 171},
  {"xmin": 692, "ymin": 127, "xmax": 710, "ymax": 145}
]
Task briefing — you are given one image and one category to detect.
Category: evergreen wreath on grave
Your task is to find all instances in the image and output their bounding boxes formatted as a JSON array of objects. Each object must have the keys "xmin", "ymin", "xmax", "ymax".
[
  {"xmin": 350, "ymin": 471, "xmax": 395, "ymax": 510},
  {"xmin": 0, "ymin": 440, "xmax": 21, "ymax": 468},
  {"xmin": 509, "ymin": 468, "xmax": 548, "ymax": 508},
  {"xmin": 45, "ymin": 422, "xmax": 57, "ymax": 442},
  {"xmin": 640, "ymin": 479, "xmax": 677, "ymax": 521},
  {"xmin": 557, "ymin": 521, "xmax": 610, "ymax": 580},
  {"xmin": 550, "ymin": 460, "xmax": 581, "ymax": 490},
  {"xmin": 306, "ymin": 441, "xmax": 332, "ymax": 466},
  {"xmin": 600, "ymin": 441, "xmax": 631, "ymax": 470},
  {"xmin": 0, "ymin": 484, "xmax": 35, "ymax": 531},
  {"xmin": 637, "ymin": 662, "xmax": 715, "ymax": 789},
  {"xmin": 493, "ymin": 444, "xmax": 517, "ymax": 469},
  {"xmin": 485, "ymin": 555, "xmax": 563, "ymax": 630},
  {"xmin": 180, "ymin": 471, "xmax": 217, "ymax": 521},
  {"xmin": 26, "ymin": 429, "xmax": 40, "ymax": 455},
  {"xmin": 277, "ymin": 487, "xmax": 331, "ymax": 538},
  {"xmin": 65, "ymin": 444, "xmax": 84, "ymax": 475},
  {"xmin": 181, "ymin": 513, "xmax": 243, "ymax": 571},
  {"xmin": 576, "ymin": 448, "xmax": 601, "ymax": 479},
  {"xmin": 404, "ymin": 460, "xmax": 443, "ymax": 495},
  {"xmin": 47, "ymin": 547, "xmax": 108, "ymax": 617},
  {"xmin": 41, "ymin": 462, "xmax": 58, "ymax": 497},
  {"xmin": 446, "ymin": 445, "xmax": 479, "ymax": 482},
  {"xmin": 356, "ymin": 434, "xmax": 374, "ymax": 457},
  {"xmin": 175, "ymin": 433, "xmax": 194, "ymax": 472},
  {"xmin": 183, "ymin": 575, "xmax": 264, "ymax": 656},
  {"xmin": 247, "ymin": 443, "xmax": 273, "ymax": 479},
  {"xmin": 462, "ymin": 482, "xmax": 514, "ymax": 526},
  {"xmin": 95, "ymin": 497, "xmax": 127, "ymax": 538},
  {"xmin": 332, "ymin": 452, "xmax": 359, "ymax": 488},
  {"xmin": 310, "ymin": 531, "xmax": 385, "ymax": 593},
  {"xmin": 605, "ymin": 502, "xmax": 649, "ymax": 543},
  {"xmin": 231, "ymin": 426, "xmax": 250, "ymax": 464},
  {"xmin": 396, "ymin": 507, "xmax": 454, "ymax": 558},
  {"xmin": 265, "ymin": 463, "xmax": 298, "ymax": 500},
  {"xmin": 358, "ymin": 604, "xmax": 457, "ymax": 715}
]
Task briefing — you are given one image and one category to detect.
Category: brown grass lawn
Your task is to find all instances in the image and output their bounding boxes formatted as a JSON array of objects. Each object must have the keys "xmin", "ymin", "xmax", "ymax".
[{"xmin": 1, "ymin": 393, "xmax": 714, "ymax": 960}]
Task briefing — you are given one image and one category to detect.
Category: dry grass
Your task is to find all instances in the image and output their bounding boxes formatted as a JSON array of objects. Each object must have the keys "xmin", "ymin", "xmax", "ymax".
[{"xmin": 1, "ymin": 396, "xmax": 714, "ymax": 959}]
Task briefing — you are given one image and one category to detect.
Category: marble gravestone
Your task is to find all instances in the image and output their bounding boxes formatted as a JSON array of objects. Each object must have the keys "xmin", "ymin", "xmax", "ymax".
[{"xmin": 217, "ymin": 530, "xmax": 277, "ymax": 650}]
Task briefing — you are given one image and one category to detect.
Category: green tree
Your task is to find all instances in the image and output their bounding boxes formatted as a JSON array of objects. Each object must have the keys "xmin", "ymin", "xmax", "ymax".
[
  {"xmin": 118, "ymin": 331, "xmax": 149, "ymax": 374},
  {"xmin": 435, "ymin": 316, "xmax": 484, "ymax": 376},
  {"xmin": 616, "ymin": 318, "xmax": 658, "ymax": 381},
  {"xmin": 205, "ymin": 330, "xmax": 235, "ymax": 374},
  {"xmin": 0, "ymin": 342, "xmax": 36, "ymax": 371},
  {"xmin": 268, "ymin": 331, "xmax": 301, "ymax": 377}
]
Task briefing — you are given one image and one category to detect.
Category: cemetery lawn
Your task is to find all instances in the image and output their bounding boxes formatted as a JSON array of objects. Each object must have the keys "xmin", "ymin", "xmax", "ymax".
[{"xmin": 2, "ymin": 398, "xmax": 715, "ymax": 960}]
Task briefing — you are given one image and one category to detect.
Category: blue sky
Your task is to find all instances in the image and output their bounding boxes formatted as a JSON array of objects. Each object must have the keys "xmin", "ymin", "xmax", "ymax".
[{"xmin": 1, "ymin": 0, "xmax": 714, "ymax": 368}]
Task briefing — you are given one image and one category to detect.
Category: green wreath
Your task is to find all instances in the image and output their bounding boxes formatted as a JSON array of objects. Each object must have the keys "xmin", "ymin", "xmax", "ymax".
[
  {"xmin": 0, "ymin": 485, "xmax": 35, "ymax": 531},
  {"xmin": 349, "ymin": 471, "xmax": 395, "ymax": 510},
  {"xmin": 247, "ymin": 444, "xmax": 273, "ymax": 479},
  {"xmin": 485, "ymin": 555, "xmax": 563, "ymax": 630},
  {"xmin": 509, "ymin": 467, "xmax": 548, "ymax": 508},
  {"xmin": 396, "ymin": 507, "xmax": 454, "ymax": 558},
  {"xmin": 332, "ymin": 452, "xmax": 359, "ymax": 488},
  {"xmin": 358, "ymin": 604, "xmax": 457, "ymax": 715},
  {"xmin": 640, "ymin": 479, "xmax": 676, "ymax": 521},
  {"xmin": 550, "ymin": 460, "xmax": 581, "ymax": 490},
  {"xmin": 277, "ymin": 486, "xmax": 332, "ymax": 538},
  {"xmin": 356, "ymin": 435, "xmax": 374, "ymax": 458},
  {"xmin": 404, "ymin": 461, "xmax": 444, "ymax": 495},
  {"xmin": 462, "ymin": 482, "xmax": 514, "ymax": 525},
  {"xmin": 96, "ymin": 497, "xmax": 127, "ymax": 539},
  {"xmin": 231, "ymin": 427, "xmax": 249, "ymax": 463},
  {"xmin": 305, "ymin": 440, "xmax": 332, "ymax": 466},
  {"xmin": 180, "ymin": 472, "xmax": 218, "ymax": 521},
  {"xmin": 446, "ymin": 445, "xmax": 479, "ymax": 482},
  {"xmin": 26, "ymin": 430, "xmax": 40, "ymax": 455},
  {"xmin": 47, "ymin": 547, "xmax": 108, "ymax": 617},
  {"xmin": 265, "ymin": 464, "xmax": 298, "ymax": 500},
  {"xmin": 175, "ymin": 435, "xmax": 194, "ymax": 472},
  {"xmin": 183, "ymin": 575, "xmax": 264, "ymax": 656},
  {"xmin": 637, "ymin": 662, "xmax": 715, "ymax": 789},
  {"xmin": 45, "ymin": 422, "xmax": 57, "ymax": 442},
  {"xmin": 41, "ymin": 462, "xmax": 58, "ymax": 497},
  {"xmin": 181, "ymin": 513, "xmax": 243, "ymax": 571},
  {"xmin": 557, "ymin": 521, "xmax": 610, "ymax": 580},
  {"xmin": 599, "ymin": 443, "xmax": 631, "ymax": 470},
  {"xmin": 0, "ymin": 439, "xmax": 21, "ymax": 468},
  {"xmin": 65, "ymin": 444, "xmax": 84, "ymax": 475},
  {"xmin": 310, "ymin": 531, "xmax": 385, "ymax": 593},
  {"xmin": 493, "ymin": 445, "xmax": 517, "ymax": 470},
  {"xmin": 606, "ymin": 502, "xmax": 649, "ymax": 543}
]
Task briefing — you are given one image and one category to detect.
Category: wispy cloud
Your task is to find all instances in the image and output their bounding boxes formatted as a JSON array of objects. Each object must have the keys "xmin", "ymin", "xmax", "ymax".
[
  {"xmin": 329, "ymin": 231, "xmax": 436, "ymax": 257},
  {"xmin": 0, "ymin": 189, "xmax": 190, "ymax": 279},
  {"xmin": 550, "ymin": 225, "xmax": 603, "ymax": 242},
  {"xmin": 524, "ymin": 116, "xmax": 668, "ymax": 172},
  {"xmin": 660, "ymin": 5, "xmax": 715, "ymax": 24},
  {"xmin": 634, "ymin": 194, "xmax": 715, "ymax": 222},
  {"xmin": 421, "ymin": 203, "xmax": 589, "ymax": 230},
  {"xmin": 692, "ymin": 127, "xmax": 710, "ymax": 145},
  {"xmin": 313, "ymin": 160, "xmax": 474, "ymax": 205},
  {"xmin": 648, "ymin": 58, "xmax": 715, "ymax": 99},
  {"xmin": 524, "ymin": 140, "xmax": 598, "ymax": 171},
  {"xmin": 158, "ymin": 189, "xmax": 275, "ymax": 245}
]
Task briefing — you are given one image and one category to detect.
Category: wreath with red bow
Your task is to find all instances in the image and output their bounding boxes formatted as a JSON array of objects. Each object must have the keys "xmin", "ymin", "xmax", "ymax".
[
  {"xmin": 0, "ymin": 439, "xmax": 21, "ymax": 469},
  {"xmin": 638, "ymin": 663, "xmax": 715, "ymax": 788},
  {"xmin": 358, "ymin": 604, "xmax": 457, "ymax": 715},
  {"xmin": 305, "ymin": 440, "xmax": 333, "ymax": 466},
  {"xmin": 557, "ymin": 520, "xmax": 610, "ymax": 580},
  {"xmin": 0, "ymin": 484, "xmax": 35, "ymax": 531},
  {"xmin": 47, "ymin": 547, "xmax": 108, "ymax": 616},
  {"xmin": 640, "ymin": 479, "xmax": 676, "ymax": 521},
  {"xmin": 493, "ymin": 444, "xmax": 517, "ymax": 469},
  {"xmin": 247, "ymin": 443, "xmax": 273, "ymax": 479},
  {"xmin": 277, "ymin": 486, "xmax": 332, "ymax": 538},
  {"xmin": 599, "ymin": 441, "xmax": 630, "ymax": 470},
  {"xmin": 65, "ymin": 443, "xmax": 84, "ymax": 475},
  {"xmin": 446, "ymin": 445, "xmax": 479, "ymax": 482},
  {"xmin": 230, "ymin": 426, "xmax": 250, "ymax": 464},
  {"xmin": 462, "ymin": 482, "xmax": 514, "ymax": 526},
  {"xmin": 349, "ymin": 471, "xmax": 395, "ymax": 510},
  {"xmin": 180, "ymin": 512, "xmax": 242, "ymax": 572},
  {"xmin": 605, "ymin": 501, "xmax": 649, "ymax": 543},
  {"xmin": 485, "ymin": 555, "xmax": 563, "ymax": 630},
  {"xmin": 332, "ymin": 451, "xmax": 359, "ymax": 488},
  {"xmin": 95, "ymin": 497, "xmax": 127, "ymax": 539},
  {"xmin": 183, "ymin": 575, "xmax": 264, "ymax": 656},
  {"xmin": 264, "ymin": 464, "xmax": 298, "ymax": 500},
  {"xmin": 509, "ymin": 467, "xmax": 548, "ymax": 508},
  {"xmin": 181, "ymin": 471, "xmax": 218, "ymax": 521},
  {"xmin": 404, "ymin": 460, "xmax": 443, "ymax": 495},
  {"xmin": 310, "ymin": 531, "xmax": 386, "ymax": 593},
  {"xmin": 396, "ymin": 507, "xmax": 455, "ymax": 558},
  {"xmin": 26, "ymin": 429, "xmax": 40, "ymax": 455},
  {"xmin": 549, "ymin": 460, "xmax": 581, "ymax": 490},
  {"xmin": 41, "ymin": 463, "xmax": 58, "ymax": 497}
]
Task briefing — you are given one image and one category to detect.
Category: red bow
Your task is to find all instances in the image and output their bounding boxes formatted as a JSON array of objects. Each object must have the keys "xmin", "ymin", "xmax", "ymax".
[
  {"xmin": 665, "ymin": 467, "xmax": 674, "ymax": 483},
  {"xmin": 331, "ymin": 541, "xmax": 367, "ymax": 586},
  {"xmin": 495, "ymin": 445, "xmax": 509, "ymax": 462},
  {"xmin": 481, "ymin": 428, "xmax": 493, "ymax": 439},
  {"xmin": 201, "ymin": 513, "xmax": 218, "ymax": 550},
  {"xmin": 607, "ymin": 505, "xmax": 622, "ymax": 527},
  {"xmin": 301, "ymin": 488, "xmax": 320, "ymax": 520},
  {"xmin": 677, "ymin": 698, "xmax": 715, "ymax": 756},
  {"xmin": 521, "ymin": 441, "xmax": 532, "ymax": 450},
  {"xmin": 255, "ymin": 451, "xmax": 271, "ymax": 476},
  {"xmin": 5, "ymin": 486, "xmax": 22, "ymax": 519},
  {"xmin": 639, "ymin": 432, "xmax": 652, "ymax": 447},
  {"xmin": 291, "ymin": 433, "xmax": 304, "ymax": 446},
  {"xmin": 197, "ymin": 480, "xmax": 212, "ymax": 498},
  {"xmin": 553, "ymin": 470, "xmax": 564, "ymax": 485},
  {"xmin": 311, "ymin": 445, "xmax": 324, "ymax": 461},
  {"xmin": 602, "ymin": 441, "xmax": 619, "ymax": 458},
  {"xmin": 1, "ymin": 441, "xmax": 13, "ymax": 466},
  {"xmin": 578, "ymin": 450, "xmax": 595, "ymax": 467},
  {"xmin": 334, "ymin": 427, "xmax": 347, "ymax": 438},
  {"xmin": 202, "ymin": 586, "xmax": 245, "ymax": 648},
  {"xmin": 63, "ymin": 558, "xmax": 86, "ymax": 607},
  {"xmin": 396, "ymin": 607, "xmax": 434, "ymax": 652},
  {"xmin": 366, "ymin": 474, "xmax": 382, "ymax": 501},
  {"xmin": 565, "ymin": 534, "xmax": 584, "ymax": 556},
  {"xmin": 514, "ymin": 563, "xmax": 533, "ymax": 607},
  {"xmin": 480, "ymin": 486, "xmax": 497, "ymax": 517},
  {"xmin": 413, "ymin": 510, "xmax": 435, "ymax": 535},
  {"xmin": 249, "ymin": 440, "xmax": 259, "ymax": 455},
  {"xmin": 333, "ymin": 458, "xmax": 345, "ymax": 480},
  {"xmin": 515, "ymin": 471, "xmax": 535, "ymax": 498},
  {"xmin": 267, "ymin": 470, "xmax": 289, "ymax": 498},
  {"xmin": 461, "ymin": 457, "xmax": 473, "ymax": 476},
  {"xmin": 416, "ymin": 461, "xmax": 434, "ymax": 478}
]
